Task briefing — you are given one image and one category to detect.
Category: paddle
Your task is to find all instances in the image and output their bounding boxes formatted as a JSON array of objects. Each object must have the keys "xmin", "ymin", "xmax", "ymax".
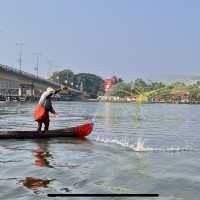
[
  {"xmin": 52, "ymin": 86, "xmax": 81, "ymax": 118},
  {"xmin": 55, "ymin": 86, "xmax": 82, "ymax": 94},
  {"xmin": 55, "ymin": 86, "xmax": 69, "ymax": 93}
]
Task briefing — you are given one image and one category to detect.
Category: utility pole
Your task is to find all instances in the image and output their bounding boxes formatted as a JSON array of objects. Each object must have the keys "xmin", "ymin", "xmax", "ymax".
[
  {"xmin": 33, "ymin": 52, "xmax": 41, "ymax": 78},
  {"xmin": 16, "ymin": 42, "xmax": 24, "ymax": 72},
  {"xmin": 47, "ymin": 59, "xmax": 54, "ymax": 78}
]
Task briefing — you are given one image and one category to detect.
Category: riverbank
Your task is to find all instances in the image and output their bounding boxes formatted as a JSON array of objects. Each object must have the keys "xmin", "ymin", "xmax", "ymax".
[
  {"xmin": 1, "ymin": 94, "xmax": 200, "ymax": 104},
  {"xmin": 97, "ymin": 96, "xmax": 200, "ymax": 104}
]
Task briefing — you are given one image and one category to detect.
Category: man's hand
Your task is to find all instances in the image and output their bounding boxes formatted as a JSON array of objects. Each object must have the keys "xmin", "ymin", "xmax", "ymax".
[{"xmin": 53, "ymin": 112, "xmax": 59, "ymax": 118}]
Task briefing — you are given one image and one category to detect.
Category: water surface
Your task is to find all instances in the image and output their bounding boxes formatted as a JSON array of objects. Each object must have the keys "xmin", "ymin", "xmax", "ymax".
[{"xmin": 0, "ymin": 101, "xmax": 199, "ymax": 199}]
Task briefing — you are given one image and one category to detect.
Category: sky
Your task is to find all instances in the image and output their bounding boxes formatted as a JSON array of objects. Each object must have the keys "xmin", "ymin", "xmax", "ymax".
[{"xmin": 0, "ymin": 0, "xmax": 200, "ymax": 81}]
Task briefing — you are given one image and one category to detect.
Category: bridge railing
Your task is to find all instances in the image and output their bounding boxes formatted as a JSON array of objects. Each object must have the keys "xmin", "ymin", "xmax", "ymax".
[
  {"xmin": 0, "ymin": 64, "xmax": 60, "ymax": 87},
  {"xmin": 0, "ymin": 64, "xmax": 83, "ymax": 94}
]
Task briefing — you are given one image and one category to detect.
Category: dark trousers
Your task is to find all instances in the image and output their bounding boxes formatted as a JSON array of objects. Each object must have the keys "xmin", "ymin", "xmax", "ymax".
[{"xmin": 37, "ymin": 120, "xmax": 50, "ymax": 132}]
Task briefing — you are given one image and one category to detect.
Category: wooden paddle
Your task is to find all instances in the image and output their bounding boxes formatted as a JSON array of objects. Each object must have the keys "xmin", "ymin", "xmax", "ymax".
[{"xmin": 56, "ymin": 86, "xmax": 82, "ymax": 94}]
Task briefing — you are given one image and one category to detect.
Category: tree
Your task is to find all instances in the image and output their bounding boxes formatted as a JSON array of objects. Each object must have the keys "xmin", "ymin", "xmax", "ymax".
[
  {"xmin": 134, "ymin": 78, "xmax": 148, "ymax": 92},
  {"xmin": 108, "ymin": 82, "xmax": 140, "ymax": 97},
  {"xmin": 187, "ymin": 84, "xmax": 200, "ymax": 102},
  {"xmin": 49, "ymin": 69, "xmax": 74, "ymax": 85},
  {"xmin": 49, "ymin": 70, "xmax": 104, "ymax": 98},
  {"xmin": 146, "ymin": 81, "xmax": 166, "ymax": 91},
  {"xmin": 73, "ymin": 73, "xmax": 104, "ymax": 98}
]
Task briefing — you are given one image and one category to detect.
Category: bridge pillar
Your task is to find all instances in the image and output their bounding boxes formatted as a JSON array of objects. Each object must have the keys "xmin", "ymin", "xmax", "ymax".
[
  {"xmin": 18, "ymin": 87, "xmax": 22, "ymax": 96},
  {"xmin": 31, "ymin": 88, "xmax": 35, "ymax": 96},
  {"xmin": 30, "ymin": 86, "xmax": 35, "ymax": 96},
  {"xmin": 80, "ymin": 81, "xmax": 83, "ymax": 93}
]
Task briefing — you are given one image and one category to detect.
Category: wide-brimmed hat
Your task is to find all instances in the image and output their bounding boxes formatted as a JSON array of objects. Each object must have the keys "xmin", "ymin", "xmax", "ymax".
[{"xmin": 46, "ymin": 87, "xmax": 55, "ymax": 93}]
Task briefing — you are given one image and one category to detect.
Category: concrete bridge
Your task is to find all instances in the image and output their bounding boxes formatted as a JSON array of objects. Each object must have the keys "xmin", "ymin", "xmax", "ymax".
[{"xmin": 0, "ymin": 64, "xmax": 83, "ymax": 100}]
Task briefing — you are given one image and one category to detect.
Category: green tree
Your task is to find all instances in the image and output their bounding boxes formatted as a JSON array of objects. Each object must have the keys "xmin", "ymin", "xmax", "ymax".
[
  {"xmin": 108, "ymin": 82, "xmax": 134, "ymax": 97},
  {"xmin": 146, "ymin": 81, "xmax": 166, "ymax": 91},
  {"xmin": 73, "ymin": 73, "xmax": 104, "ymax": 98},
  {"xmin": 133, "ymin": 78, "xmax": 148, "ymax": 92},
  {"xmin": 187, "ymin": 84, "xmax": 200, "ymax": 102},
  {"xmin": 49, "ymin": 69, "xmax": 74, "ymax": 85},
  {"xmin": 108, "ymin": 79, "xmax": 166, "ymax": 97},
  {"xmin": 49, "ymin": 70, "xmax": 104, "ymax": 98}
]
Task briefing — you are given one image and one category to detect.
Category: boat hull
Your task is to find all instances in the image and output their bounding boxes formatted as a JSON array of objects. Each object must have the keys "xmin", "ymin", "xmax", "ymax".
[{"xmin": 0, "ymin": 123, "xmax": 94, "ymax": 139}]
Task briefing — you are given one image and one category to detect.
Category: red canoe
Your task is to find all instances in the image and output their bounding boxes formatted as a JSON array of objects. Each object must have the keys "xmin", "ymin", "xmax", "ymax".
[{"xmin": 0, "ymin": 123, "xmax": 94, "ymax": 139}]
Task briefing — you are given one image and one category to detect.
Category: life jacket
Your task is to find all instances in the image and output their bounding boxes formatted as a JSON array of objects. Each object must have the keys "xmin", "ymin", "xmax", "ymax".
[{"xmin": 33, "ymin": 104, "xmax": 49, "ymax": 121}]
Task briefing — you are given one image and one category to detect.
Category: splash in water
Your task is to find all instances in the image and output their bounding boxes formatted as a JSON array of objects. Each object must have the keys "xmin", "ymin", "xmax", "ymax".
[
  {"xmin": 134, "ymin": 138, "xmax": 145, "ymax": 152},
  {"xmin": 94, "ymin": 137, "xmax": 199, "ymax": 152}
]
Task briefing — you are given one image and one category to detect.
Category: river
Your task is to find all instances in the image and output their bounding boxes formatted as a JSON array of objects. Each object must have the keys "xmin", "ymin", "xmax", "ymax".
[{"xmin": 0, "ymin": 101, "xmax": 199, "ymax": 200}]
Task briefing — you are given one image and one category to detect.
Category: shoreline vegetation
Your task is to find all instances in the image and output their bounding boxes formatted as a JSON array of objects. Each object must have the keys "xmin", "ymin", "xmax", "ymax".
[
  {"xmin": 97, "ymin": 96, "xmax": 200, "ymax": 104},
  {"xmin": 49, "ymin": 70, "xmax": 200, "ymax": 104},
  {"xmin": 1, "ymin": 69, "xmax": 200, "ymax": 104}
]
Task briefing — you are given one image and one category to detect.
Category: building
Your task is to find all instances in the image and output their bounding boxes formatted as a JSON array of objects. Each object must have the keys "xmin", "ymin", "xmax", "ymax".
[
  {"xmin": 170, "ymin": 89, "xmax": 189, "ymax": 103},
  {"xmin": 151, "ymin": 89, "xmax": 189, "ymax": 103}
]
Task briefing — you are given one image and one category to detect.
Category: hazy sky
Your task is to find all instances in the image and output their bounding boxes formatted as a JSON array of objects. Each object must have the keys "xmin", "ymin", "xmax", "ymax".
[{"xmin": 0, "ymin": 0, "xmax": 200, "ymax": 81}]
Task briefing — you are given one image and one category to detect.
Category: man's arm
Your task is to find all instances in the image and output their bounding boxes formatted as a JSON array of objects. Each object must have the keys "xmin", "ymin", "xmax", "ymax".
[
  {"xmin": 39, "ymin": 91, "xmax": 53, "ymax": 105},
  {"xmin": 49, "ymin": 104, "xmax": 56, "ymax": 114}
]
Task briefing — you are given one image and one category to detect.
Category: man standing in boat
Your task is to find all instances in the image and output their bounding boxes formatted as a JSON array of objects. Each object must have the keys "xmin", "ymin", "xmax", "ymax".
[{"xmin": 34, "ymin": 86, "xmax": 68, "ymax": 132}]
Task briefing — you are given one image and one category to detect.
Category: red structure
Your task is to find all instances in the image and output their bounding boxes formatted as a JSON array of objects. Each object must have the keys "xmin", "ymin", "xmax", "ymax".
[
  {"xmin": 104, "ymin": 78, "xmax": 112, "ymax": 95},
  {"xmin": 103, "ymin": 76, "xmax": 119, "ymax": 95}
]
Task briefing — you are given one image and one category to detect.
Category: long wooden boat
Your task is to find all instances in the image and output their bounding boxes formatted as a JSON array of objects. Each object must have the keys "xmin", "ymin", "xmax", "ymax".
[{"xmin": 0, "ymin": 123, "xmax": 94, "ymax": 139}]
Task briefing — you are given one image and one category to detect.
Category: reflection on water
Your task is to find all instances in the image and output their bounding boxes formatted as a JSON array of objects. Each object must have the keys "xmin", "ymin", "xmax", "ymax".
[
  {"xmin": 33, "ymin": 141, "xmax": 53, "ymax": 168},
  {"xmin": 135, "ymin": 153, "xmax": 147, "ymax": 178},
  {"xmin": 134, "ymin": 102, "xmax": 143, "ymax": 121},
  {"xmin": 22, "ymin": 177, "xmax": 53, "ymax": 192}
]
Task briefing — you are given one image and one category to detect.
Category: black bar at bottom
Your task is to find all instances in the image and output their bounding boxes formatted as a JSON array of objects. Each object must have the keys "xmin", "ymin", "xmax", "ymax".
[{"xmin": 47, "ymin": 194, "xmax": 159, "ymax": 197}]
